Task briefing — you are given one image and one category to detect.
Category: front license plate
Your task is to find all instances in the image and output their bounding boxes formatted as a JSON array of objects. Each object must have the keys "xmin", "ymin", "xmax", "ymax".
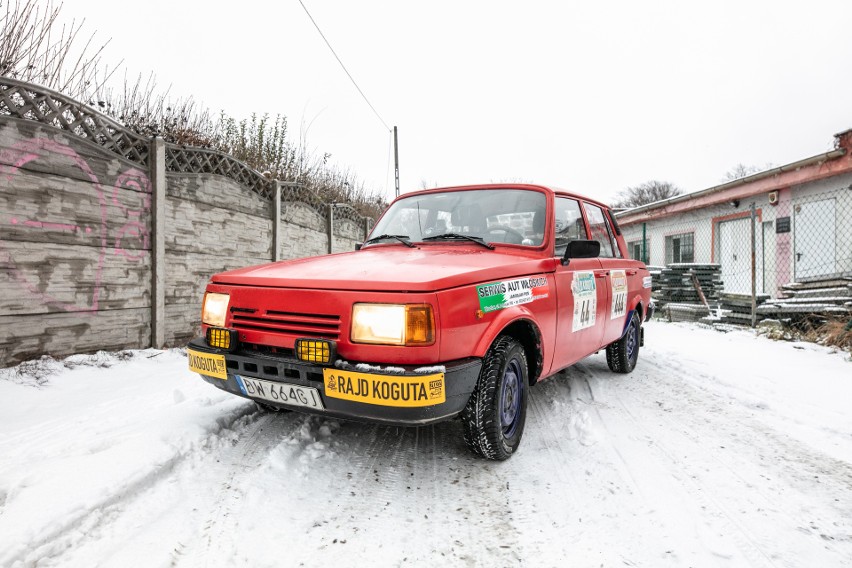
[
  {"xmin": 323, "ymin": 369, "xmax": 445, "ymax": 407},
  {"xmin": 236, "ymin": 375, "xmax": 324, "ymax": 410},
  {"xmin": 187, "ymin": 349, "xmax": 227, "ymax": 380}
]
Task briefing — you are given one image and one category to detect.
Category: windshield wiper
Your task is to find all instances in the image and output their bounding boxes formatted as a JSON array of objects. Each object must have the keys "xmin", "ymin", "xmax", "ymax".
[
  {"xmin": 362, "ymin": 234, "xmax": 415, "ymax": 248},
  {"xmin": 422, "ymin": 233, "xmax": 495, "ymax": 250}
]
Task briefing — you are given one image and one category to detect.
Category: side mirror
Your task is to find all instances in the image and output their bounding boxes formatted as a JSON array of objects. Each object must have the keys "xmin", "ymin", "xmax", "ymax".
[{"xmin": 562, "ymin": 239, "xmax": 600, "ymax": 265}]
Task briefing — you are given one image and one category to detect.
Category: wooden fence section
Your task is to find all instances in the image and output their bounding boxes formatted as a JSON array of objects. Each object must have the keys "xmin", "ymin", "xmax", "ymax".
[{"xmin": 0, "ymin": 78, "xmax": 373, "ymax": 366}]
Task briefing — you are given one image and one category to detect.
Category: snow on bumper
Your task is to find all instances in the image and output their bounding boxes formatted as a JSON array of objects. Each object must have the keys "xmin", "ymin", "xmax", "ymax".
[{"xmin": 187, "ymin": 339, "xmax": 482, "ymax": 426}]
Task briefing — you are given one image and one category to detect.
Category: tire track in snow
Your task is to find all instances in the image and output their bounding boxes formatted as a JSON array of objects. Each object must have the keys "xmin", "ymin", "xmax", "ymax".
[
  {"xmin": 579, "ymin": 361, "xmax": 779, "ymax": 567},
  {"xmin": 623, "ymin": 357, "xmax": 852, "ymax": 563},
  {"xmin": 528, "ymin": 368, "xmax": 684, "ymax": 566},
  {"xmin": 640, "ymin": 357, "xmax": 852, "ymax": 491},
  {"xmin": 0, "ymin": 402, "xmax": 259, "ymax": 568},
  {"xmin": 583, "ymin": 356, "xmax": 842, "ymax": 566},
  {"xmin": 197, "ymin": 411, "xmax": 303, "ymax": 567}
]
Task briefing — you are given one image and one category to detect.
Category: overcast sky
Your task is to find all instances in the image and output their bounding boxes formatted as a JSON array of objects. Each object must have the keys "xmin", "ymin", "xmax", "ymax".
[{"xmin": 63, "ymin": 0, "xmax": 852, "ymax": 204}]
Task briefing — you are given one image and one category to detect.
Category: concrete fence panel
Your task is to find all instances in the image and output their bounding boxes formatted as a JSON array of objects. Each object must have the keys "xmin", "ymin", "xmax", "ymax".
[{"xmin": 0, "ymin": 78, "xmax": 374, "ymax": 366}]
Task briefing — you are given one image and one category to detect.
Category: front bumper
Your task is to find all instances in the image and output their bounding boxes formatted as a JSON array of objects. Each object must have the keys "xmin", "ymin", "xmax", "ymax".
[{"xmin": 187, "ymin": 338, "xmax": 482, "ymax": 426}]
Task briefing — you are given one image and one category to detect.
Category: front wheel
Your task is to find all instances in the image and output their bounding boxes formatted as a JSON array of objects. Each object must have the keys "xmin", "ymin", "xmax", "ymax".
[
  {"xmin": 606, "ymin": 311, "xmax": 641, "ymax": 373},
  {"xmin": 462, "ymin": 336, "xmax": 529, "ymax": 460}
]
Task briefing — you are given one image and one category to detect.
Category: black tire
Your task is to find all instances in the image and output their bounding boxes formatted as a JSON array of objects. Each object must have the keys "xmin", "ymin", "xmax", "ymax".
[
  {"xmin": 462, "ymin": 336, "xmax": 529, "ymax": 460},
  {"xmin": 606, "ymin": 311, "xmax": 641, "ymax": 373}
]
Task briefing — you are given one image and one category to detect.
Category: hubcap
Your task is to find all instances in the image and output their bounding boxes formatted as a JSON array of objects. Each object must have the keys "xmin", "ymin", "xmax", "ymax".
[
  {"xmin": 501, "ymin": 358, "xmax": 523, "ymax": 437},
  {"xmin": 626, "ymin": 320, "xmax": 638, "ymax": 362}
]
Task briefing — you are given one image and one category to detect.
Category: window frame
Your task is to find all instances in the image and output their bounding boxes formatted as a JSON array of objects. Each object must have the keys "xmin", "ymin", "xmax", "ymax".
[
  {"xmin": 664, "ymin": 232, "xmax": 695, "ymax": 264},
  {"xmin": 553, "ymin": 196, "xmax": 588, "ymax": 258},
  {"xmin": 582, "ymin": 202, "xmax": 621, "ymax": 259}
]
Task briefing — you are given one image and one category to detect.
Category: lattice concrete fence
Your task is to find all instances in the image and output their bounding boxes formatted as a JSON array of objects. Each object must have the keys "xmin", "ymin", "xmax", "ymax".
[{"xmin": 0, "ymin": 78, "xmax": 373, "ymax": 366}]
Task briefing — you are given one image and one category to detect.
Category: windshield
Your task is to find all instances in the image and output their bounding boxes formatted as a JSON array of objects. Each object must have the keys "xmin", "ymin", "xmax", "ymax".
[{"xmin": 368, "ymin": 188, "xmax": 547, "ymax": 247}]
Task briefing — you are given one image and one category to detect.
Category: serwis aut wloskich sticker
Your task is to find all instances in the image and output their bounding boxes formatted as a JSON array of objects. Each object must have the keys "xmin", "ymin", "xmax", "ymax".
[{"xmin": 476, "ymin": 275, "xmax": 549, "ymax": 313}]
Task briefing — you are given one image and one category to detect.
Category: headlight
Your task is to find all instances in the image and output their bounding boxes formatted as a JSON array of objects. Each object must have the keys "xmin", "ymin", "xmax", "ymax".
[
  {"xmin": 351, "ymin": 303, "xmax": 434, "ymax": 346},
  {"xmin": 202, "ymin": 292, "xmax": 230, "ymax": 327}
]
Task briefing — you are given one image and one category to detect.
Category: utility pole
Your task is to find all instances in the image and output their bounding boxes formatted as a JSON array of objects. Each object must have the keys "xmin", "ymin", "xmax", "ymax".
[{"xmin": 394, "ymin": 126, "xmax": 400, "ymax": 198}]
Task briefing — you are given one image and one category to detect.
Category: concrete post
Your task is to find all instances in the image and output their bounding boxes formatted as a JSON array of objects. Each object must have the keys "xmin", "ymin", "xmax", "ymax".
[
  {"xmin": 328, "ymin": 203, "xmax": 335, "ymax": 254},
  {"xmin": 273, "ymin": 181, "xmax": 282, "ymax": 261},
  {"xmin": 149, "ymin": 137, "xmax": 166, "ymax": 348}
]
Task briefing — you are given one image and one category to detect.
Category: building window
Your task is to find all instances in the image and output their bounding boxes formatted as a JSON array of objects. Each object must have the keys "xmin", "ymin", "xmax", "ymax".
[
  {"xmin": 628, "ymin": 240, "xmax": 643, "ymax": 261},
  {"xmin": 665, "ymin": 233, "xmax": 694, "ymax": 264}
]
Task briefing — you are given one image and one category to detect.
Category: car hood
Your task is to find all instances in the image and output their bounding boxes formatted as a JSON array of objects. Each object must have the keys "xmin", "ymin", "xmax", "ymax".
[{"xmin": 211, "ymin": 245, "xmax": 557, "ymax": 292}]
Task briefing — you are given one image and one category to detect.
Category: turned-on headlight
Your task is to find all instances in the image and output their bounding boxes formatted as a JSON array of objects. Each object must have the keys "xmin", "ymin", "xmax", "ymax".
[
  {"xmin": 350, "ymin": 303, "xmax": 434, "ymax": 346},
  {"xmin": 201, "ymin": 292, "xmax": 230, "ymax": 328}
]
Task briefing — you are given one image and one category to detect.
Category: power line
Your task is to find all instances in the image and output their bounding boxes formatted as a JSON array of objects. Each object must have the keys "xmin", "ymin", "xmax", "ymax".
[{"xmin": 297, "ymin": 0, "xmax": 391, "ymax": 132}]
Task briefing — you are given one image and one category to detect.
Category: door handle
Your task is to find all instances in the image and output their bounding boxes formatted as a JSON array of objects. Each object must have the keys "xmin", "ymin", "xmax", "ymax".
[
  {"xmin": 626, "ymin": 270, "xmax": 637, "ymax": 275},
  {"xmin": 595, "ymin": 272, "xmax": 608, "ymax": 278}
]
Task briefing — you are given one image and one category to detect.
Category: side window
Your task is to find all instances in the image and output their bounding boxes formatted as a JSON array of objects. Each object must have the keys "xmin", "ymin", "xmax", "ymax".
[
  {"xmin": 582, "ymin": 203, "xmax": 619, "ymax": 258},
  {"xmin": 554, "ymin": 197, "xmax": 587, "ymax": 257}
]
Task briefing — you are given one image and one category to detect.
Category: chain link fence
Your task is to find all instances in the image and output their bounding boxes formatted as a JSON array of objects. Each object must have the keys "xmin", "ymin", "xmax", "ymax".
[{"xmin": 619, "ymin": 184, "xmax": 852, "ymax": 327}]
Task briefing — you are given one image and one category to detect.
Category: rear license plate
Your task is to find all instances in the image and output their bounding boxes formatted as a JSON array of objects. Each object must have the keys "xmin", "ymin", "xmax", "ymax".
[
  {"xmin": 236, "ymin": 375, "xmax": 324, "ymax": 410},
  {"xmin": 187, "ymin": 349, "xmax": 227, "ymax": 380},
  {"xmin": 322, "ymin": 369, "xmax": 445, "ymax": 407}
]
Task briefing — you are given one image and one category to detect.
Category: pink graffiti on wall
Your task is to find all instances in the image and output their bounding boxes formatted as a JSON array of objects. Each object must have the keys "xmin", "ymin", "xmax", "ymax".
[{"xmin": 0, "ymin": 137, "xmax": 152, "ymax": 312}]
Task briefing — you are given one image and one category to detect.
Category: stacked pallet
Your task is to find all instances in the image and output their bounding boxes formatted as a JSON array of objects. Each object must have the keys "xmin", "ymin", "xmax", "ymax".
[
  {"xmin": 657, "ymin": 264, "xmax": 723, "ymax": 322},
  {"xmin": 757, "ymin": 277, "xmax": 852, "ymax": 321},
  {"xmin": 656, "ymin": 264, "xmax": 722, "ymax": 305},
  {"xmin": 664, "ymin": 302, "xmax": 711, "ymax": 322},
  {"xmin": 717, "ymin": 293, "xmax": 770, "ymax": 325}
]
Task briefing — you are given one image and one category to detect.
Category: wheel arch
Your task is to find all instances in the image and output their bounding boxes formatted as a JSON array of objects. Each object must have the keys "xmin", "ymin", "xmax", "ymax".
[{"xmin": 476, "ymin": 315, "xmax": 543, "ymax": 386}]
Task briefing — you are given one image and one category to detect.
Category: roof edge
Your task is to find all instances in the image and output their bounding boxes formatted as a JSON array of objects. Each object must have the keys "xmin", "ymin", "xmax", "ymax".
[{"xmin": 616, "ymin": 148, "xmax": 847, "ymax": 221}]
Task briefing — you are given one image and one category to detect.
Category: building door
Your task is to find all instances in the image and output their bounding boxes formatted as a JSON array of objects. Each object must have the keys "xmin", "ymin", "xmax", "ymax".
[
  {"xmin": 794, "ymin": 199, "xmax": 836, "ymax": 280},
  {"xmin": 719, "ymin": 218, "xmax": 752, "ymax": 294},
  {"xmin": 762, "ymin": 221, "xmax": 776, "ymax": 295}
]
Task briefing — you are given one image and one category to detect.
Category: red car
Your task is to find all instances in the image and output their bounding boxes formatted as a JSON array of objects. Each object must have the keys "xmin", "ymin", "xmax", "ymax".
[{"xmin": 188, "ymin": 184, "xmax": 653, "ymax": 460}]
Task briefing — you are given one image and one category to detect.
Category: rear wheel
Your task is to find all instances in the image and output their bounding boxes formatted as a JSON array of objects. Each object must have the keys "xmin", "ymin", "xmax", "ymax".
[
  {"xmin": 462, "ymin": 336, "xmax": 529, "ymax": 460},
  {"xmin": 606, "ymin": 311, "xmax": 641, "ymax": 373}
]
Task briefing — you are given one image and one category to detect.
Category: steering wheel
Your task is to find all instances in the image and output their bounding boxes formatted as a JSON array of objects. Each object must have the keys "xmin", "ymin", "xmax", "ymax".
[{"xmin": 485, "ymin": 226, "xmax": 526, "ymax": 244}]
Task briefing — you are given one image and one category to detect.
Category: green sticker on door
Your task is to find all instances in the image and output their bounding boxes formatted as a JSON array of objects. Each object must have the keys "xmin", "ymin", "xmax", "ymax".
[{"xmin": 477, "ymin": 275, "xmax": 549, "ymax": 313}]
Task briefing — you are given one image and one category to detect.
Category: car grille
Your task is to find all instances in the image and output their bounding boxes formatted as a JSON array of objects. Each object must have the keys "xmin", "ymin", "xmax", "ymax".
[{"xmin": 230, "ymin": 307, "xmax": 341, "ymax": 340}]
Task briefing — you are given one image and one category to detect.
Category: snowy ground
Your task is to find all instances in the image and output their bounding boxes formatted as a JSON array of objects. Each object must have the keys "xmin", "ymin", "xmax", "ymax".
[{"xmin": 1, "ymin": 321, "xmax": 850, "ymax": 568}]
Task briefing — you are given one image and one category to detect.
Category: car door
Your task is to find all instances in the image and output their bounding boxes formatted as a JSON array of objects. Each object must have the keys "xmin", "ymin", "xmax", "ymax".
[
  {"xmin": 552, "ymin": 197, "xmax": 608, "ymax": 371},
  {"xmin": 582, "ymin": 202, "xmax": 630, "ymax": 346}
]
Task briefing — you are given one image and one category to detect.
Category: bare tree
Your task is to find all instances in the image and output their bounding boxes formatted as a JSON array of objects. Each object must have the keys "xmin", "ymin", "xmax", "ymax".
[
  {"xmin": 723, "ymin": 163, "xmax": 773, "ymax": 181},
  {"xmin": 0, "ymin": 0, "xmax": 387, "ymax": 218},
  {"xmin": 611, "ymin": 180, "xmax": 682, "ymax": 209},
  {"xmin": 723, "ymin": 163, "xmax": 760, "ymax": 181},
  {"xmin": 0, "ymin": 0, "xmax": 115, "ymax": 100}
]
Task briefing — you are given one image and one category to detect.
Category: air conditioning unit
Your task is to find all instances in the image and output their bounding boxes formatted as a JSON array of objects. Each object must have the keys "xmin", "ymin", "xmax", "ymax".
[{"xmin": 768, "ymin": 191, "xmax": 779, "ymax": 205}]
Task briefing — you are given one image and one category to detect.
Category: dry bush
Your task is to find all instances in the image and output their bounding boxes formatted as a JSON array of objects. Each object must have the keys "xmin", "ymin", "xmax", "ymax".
[
  {"xmin": 807, "ymin": 317, "xmax": 852, "ymax": 351},
  {"xmin": 0, "ymin": 0, "xmax": 115, "ymax": 100},
  {"xmin": 1, "ymin": 0, "xmax": 386, "ymax": 220}
]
